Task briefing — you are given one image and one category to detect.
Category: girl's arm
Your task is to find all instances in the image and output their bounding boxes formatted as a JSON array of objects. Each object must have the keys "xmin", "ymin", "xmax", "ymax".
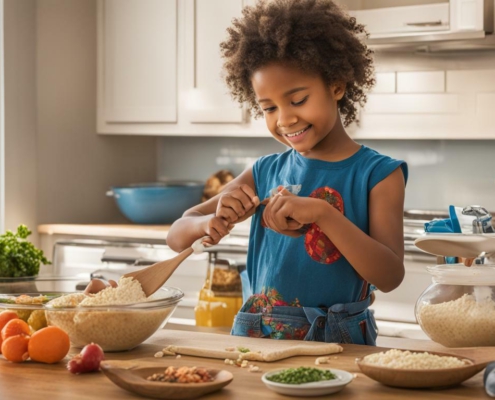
[
  {"xmin": 263, "ymin": 167, "xmax": 406, "ymax": 293},
  {"xmin": 166, "ymin": 168, "xmax": 258, "ymax": 252}
]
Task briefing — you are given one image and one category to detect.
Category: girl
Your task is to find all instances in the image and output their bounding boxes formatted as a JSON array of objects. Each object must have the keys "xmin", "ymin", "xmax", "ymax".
[{"xmin": 167, "ymin": 0, "xmax": 408, "ymax": 345}]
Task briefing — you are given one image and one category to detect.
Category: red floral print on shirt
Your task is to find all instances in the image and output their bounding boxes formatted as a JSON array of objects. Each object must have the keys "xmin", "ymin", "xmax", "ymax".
[
  {"xmin": 304, "ymin": 187, "xmax": 344, "ymax": 264},
  {"xmin": 243, "ymin": 288, "xmax": 309, "ymax": 340}
]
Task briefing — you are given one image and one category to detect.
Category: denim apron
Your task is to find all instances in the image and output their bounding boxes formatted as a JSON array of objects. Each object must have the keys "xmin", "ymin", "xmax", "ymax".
[{"xmin": 231, "ymin": 294, "xmax": 377, "ymax": 345}]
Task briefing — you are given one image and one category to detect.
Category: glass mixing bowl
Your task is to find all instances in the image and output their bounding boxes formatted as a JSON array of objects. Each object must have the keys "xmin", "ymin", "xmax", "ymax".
[
  {"xmin": 415, "ymin": 263, "xmax": 495, "ymax": 347},
  {"xmin": 0, "ymin": 277, "xmax": 183, "ymax": 352}
]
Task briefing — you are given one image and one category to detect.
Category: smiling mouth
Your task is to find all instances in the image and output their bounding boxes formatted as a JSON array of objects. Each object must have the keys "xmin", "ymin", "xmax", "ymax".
[{"xmin": 284, "ymin": 125, "xmax": 312, "ymax": 138}]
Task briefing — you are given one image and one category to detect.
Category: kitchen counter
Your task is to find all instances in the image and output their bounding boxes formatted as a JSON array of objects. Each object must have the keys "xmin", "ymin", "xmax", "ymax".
[
  {"xmin": 0, "ymin": 323, "xmax": 491, "ymax": 399},
  {"xmin": 38, "ymin": 224, "xmax": 171, "ymax": 241}
]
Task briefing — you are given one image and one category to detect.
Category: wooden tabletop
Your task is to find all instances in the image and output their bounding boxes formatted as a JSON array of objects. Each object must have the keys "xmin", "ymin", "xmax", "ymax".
[{"xmin": 0, "ymin": 325, "xmax": 492, "ymax": 399}]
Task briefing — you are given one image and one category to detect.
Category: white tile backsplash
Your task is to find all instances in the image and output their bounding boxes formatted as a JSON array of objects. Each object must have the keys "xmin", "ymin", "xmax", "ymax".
[
  {"xmin": 372, "ymin": 72, "xmax": 396, "ymax": 93},
  {"xmin": 447, "ymin": 70, "xmax": 495, "ymax": 93},
  {"xmin": 365, "ymin": 94, "xmax": 459, "ymax": 114},
  {"xmin": 476, "ymin": 93, "xmax": 495, "ymax": 115},
  {"xmin": 397, "ymin": 71, "xmax": 445, "ymax": 93}
]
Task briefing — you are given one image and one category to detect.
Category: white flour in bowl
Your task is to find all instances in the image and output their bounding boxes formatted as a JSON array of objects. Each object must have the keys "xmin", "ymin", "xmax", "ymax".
[
  {"xmin": 49, "ymin": 277, "xmax": 146, "ymax": 307},
  {"xmin": 46, "ymin": 277, "xmax": 175, "ymax": 351}
]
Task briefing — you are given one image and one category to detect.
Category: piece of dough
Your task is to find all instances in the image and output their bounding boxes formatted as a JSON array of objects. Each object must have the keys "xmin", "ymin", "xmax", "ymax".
[
  {"xmin": 163, "ymin": 345, "xmax": 240, "ymax": 360},
  {"xmin": 240, "ymin": 343, "xmax": 343, "ymax": 362},
  {"xmin": 162, "ymin": 342, "xmax": 343, "ymax": 362}
]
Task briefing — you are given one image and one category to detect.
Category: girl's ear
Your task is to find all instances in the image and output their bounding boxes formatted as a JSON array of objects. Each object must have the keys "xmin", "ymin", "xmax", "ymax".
[{"xmin": 330, "ymin": 83, "xmax": 346, "ymax": 101}]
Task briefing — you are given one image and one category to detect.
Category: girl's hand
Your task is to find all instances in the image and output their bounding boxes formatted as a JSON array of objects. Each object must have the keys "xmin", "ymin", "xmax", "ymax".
[
  {"xmin": 262, "ymin": 189, "xmax": 328, "ymax": 237},
  {"xmin": 216, "ymin": 184, "xmax": 260, "ymax": 224},
  {"xmin": 201, "ymin": 215, "xmax": 234, "ymax": 246}
]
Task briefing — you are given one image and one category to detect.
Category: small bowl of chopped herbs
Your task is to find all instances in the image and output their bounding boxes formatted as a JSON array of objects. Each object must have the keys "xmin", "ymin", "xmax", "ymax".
[{"xmin": 261, "ymin": 366, "xmax": 353, "ymax": 397}]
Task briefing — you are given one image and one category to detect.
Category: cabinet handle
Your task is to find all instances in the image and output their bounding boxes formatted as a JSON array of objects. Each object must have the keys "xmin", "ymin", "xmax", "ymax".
[{"xmin": 405, "ymin": 20, "xmax": 443, "ymax": 27}]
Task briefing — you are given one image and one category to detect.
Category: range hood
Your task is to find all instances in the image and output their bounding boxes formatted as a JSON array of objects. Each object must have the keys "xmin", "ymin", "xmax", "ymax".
[{"xmin": 346, "ymin": 0, "xmax": 495, "ymax": 52}]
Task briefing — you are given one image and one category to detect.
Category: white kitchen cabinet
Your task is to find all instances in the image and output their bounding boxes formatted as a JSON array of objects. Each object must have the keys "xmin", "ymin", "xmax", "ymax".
[
  {"xmin": 339, "ymin": 0, "xmax": 491, "ymax": 38},
  {"xmin": 97, "ymin": 0, "xmax": 270, "ymax": 137},
  {"xmin": 184, "ymin": 0, "xmax": 244, "ymax": 124},
  {"xmin": 97, "ymin": 0, "xmax": 178, "ymax": 133}
]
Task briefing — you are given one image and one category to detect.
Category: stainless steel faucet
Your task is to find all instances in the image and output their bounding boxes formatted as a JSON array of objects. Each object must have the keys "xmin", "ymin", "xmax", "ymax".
[{"xmin": 462, "ymin": 205, "xmax": 495, "ymax": 234}]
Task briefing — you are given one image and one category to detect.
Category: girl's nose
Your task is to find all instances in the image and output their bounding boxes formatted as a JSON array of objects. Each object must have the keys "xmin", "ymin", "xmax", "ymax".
[{"xmin": 276, "ymin": 111, "xmax": 298, "ymax": 128}]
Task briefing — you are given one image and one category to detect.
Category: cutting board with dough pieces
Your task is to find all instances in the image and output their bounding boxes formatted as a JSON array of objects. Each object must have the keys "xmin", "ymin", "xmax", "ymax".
[{"xmin": 147, "ymin": 329, "xmax": 343, "ymax": 362}]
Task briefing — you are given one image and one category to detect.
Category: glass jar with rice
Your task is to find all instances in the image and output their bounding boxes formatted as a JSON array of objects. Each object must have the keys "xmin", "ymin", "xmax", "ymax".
[{"xmin": 415, "ymin": 263, "xmax": 495, "ymax": 347}]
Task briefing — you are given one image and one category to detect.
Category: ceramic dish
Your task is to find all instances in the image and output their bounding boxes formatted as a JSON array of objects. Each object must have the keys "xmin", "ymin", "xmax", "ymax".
[
  {"xmin": 414, "ymin": 233, "xmax": 495, "ymax": 258},
  {"xmin": 355, "ymin": 352, "xmax": 484, "ymax": 388},
  {"xmin": 100, "ymin": 362, "xmax": 233, "ymax": 400},
  {"xmin": 261, "ymin": 368, "xmax": 353, "ymax": 397}
]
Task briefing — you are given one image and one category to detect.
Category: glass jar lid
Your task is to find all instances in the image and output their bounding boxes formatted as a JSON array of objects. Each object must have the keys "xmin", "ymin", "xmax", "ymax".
[{"xmin": 427, "ymin": 263, "xmax": 495, "ymax": 285}]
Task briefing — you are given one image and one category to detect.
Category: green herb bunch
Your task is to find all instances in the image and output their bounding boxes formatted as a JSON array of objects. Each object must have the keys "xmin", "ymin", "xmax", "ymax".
[
  {"xmin": 0, "ymin": 225, "xmax": 51, "ymax": 277},
  {"xmin": 267, "ymin": 367, "xmax": 337, "ymax": 385}
]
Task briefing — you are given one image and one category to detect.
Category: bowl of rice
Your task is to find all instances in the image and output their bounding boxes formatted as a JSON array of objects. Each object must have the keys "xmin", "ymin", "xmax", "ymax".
[
  {"xmin": 356, "ymin": 349, "xmax": 479, "ymax": 388},
  {"xmin": 0, "ymin": 277, "xmax": 183, "ymax": 352}
]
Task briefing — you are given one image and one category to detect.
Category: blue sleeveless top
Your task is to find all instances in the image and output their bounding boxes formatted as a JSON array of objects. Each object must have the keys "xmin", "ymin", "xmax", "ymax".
[{"xmin": 247, "ymin": 145, "xmax": 408, "ymax": 308}]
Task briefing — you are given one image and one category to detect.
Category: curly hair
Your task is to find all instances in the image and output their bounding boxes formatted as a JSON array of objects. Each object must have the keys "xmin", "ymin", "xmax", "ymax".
[{"xmin": 220, "ymin": 0, "xmax": 375, "ymax": 127}]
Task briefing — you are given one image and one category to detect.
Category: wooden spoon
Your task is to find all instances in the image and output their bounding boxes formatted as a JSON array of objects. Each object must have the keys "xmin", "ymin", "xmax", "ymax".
[
  {"xmin": 123, "ymin": 237, "xmax": 208, "ymax": 297},
  {"xmin": 100, "ymin": 361, "xmax": 233, "ymax": 400}
]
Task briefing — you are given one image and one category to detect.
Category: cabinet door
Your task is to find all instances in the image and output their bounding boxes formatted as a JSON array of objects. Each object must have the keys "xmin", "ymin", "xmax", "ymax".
[
  {"xmin": 184, "ymin": 0, "xmax": 245, "ymax": 124},
  {"xmin": 97, "ymin": 0, "xmax": 177, "ymax": 133}
]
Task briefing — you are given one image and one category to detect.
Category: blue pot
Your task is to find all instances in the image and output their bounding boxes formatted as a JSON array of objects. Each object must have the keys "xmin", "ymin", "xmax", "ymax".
[{"xmin": 107, "ymin": 181, "xmax": 205, "ymax": 224}]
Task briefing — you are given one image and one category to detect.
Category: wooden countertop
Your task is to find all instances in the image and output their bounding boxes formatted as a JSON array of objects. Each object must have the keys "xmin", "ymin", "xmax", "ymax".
[
  {"xmin": 37, "ymin": 221, "xmax": 250, "ymax": 242},
  {"xmin": 0, "ymin": 324, "xmax": 491, "ymax": 399},
  {"xmin": 38, "ymin": 224, "xmax": 171, "ymax": 241}
]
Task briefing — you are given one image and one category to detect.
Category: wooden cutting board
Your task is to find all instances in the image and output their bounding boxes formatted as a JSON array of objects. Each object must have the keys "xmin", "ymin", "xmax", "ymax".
[{"xmin": 146, "ymin": 329, "xmax": 343, "ymax": 362}]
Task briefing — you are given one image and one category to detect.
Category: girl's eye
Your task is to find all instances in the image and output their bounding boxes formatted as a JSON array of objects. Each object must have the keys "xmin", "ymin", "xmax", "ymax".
[
  {"xmin": 292, "ymin": 96, "xmax": 308, "ymax": 106},
  {"xmin": 263, "ymin": 106, "xmax": 276, "ymax": 113}
]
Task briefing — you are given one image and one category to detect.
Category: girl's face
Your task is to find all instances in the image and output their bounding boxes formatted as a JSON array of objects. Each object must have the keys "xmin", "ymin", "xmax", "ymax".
[{"xmin": 251, "ymin": 63, "xmax": 345, "ymax": 154}]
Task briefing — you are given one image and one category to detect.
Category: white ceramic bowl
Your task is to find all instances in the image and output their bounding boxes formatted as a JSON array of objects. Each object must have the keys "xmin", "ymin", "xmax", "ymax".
[{"xmin": 261, "ymin": 368, "xmax": 353, "ymax": 397}]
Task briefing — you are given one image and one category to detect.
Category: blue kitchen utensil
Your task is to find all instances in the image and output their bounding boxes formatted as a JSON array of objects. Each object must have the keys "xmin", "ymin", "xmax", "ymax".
[
  {"xmin": 107, "ymin": 181, "xmax": 205, "ymax": 224},
  {"xmin": 484, "ymin": 362, "xmax": 495, "ymax": 397},
  {"xmin": 424, "ymin": 205, "xmax": 462, "ymax": 234}
]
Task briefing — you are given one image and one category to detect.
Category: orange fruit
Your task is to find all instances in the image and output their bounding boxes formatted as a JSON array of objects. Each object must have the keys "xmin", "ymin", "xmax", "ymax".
[
  {"xmin": 28, "ymin": 326, "xmax": 70, "ymax": 364},
  {"xmin": 1, "ymin": 319, "xmax": 30, "ymax": 340},
  {"xmin": 1, "ymin": 335, "xmax": 30, "ymax": 363},
  {"xmin": 0, "ymin": 310, "xmax": 19, "ymax": 354},
  {"xmin": 0, "ymin": 310, "xmax": 18, "ymax": 329}
]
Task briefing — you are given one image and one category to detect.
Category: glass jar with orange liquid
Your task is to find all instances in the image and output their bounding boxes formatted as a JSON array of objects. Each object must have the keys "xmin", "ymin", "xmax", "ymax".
[{"xmin": 195, "ymin": 254, "xmax": 244, "ymax": 328}]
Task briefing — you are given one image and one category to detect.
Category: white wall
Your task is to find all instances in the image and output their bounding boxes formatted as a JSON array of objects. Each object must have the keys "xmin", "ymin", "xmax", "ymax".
[
  {"xmin": 3, "ymin": 0, "xmax": 159, "ymax": 245},
  {"xmin": 36, "ymin": 0, "xmax": 158, "ymax": 226},
  {"xmin": 4, "ymin": 0, "xmax": 37, "ymax": 237}
]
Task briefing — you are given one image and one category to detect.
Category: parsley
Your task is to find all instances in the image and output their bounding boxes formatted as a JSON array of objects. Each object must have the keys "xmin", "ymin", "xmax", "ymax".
[
  {"xmin": 237, "ymin": 346, "xmax": 250, "ymax": 353},
  {"xmin": 0, "ymin": 225, "xmax": 51, "ymax": 277}
]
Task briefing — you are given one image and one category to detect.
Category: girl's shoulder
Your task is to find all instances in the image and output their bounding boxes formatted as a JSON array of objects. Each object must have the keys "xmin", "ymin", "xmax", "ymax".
[{"xmin": 359, "ymin": 146, "xmax": 408, "ymax": 188}]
